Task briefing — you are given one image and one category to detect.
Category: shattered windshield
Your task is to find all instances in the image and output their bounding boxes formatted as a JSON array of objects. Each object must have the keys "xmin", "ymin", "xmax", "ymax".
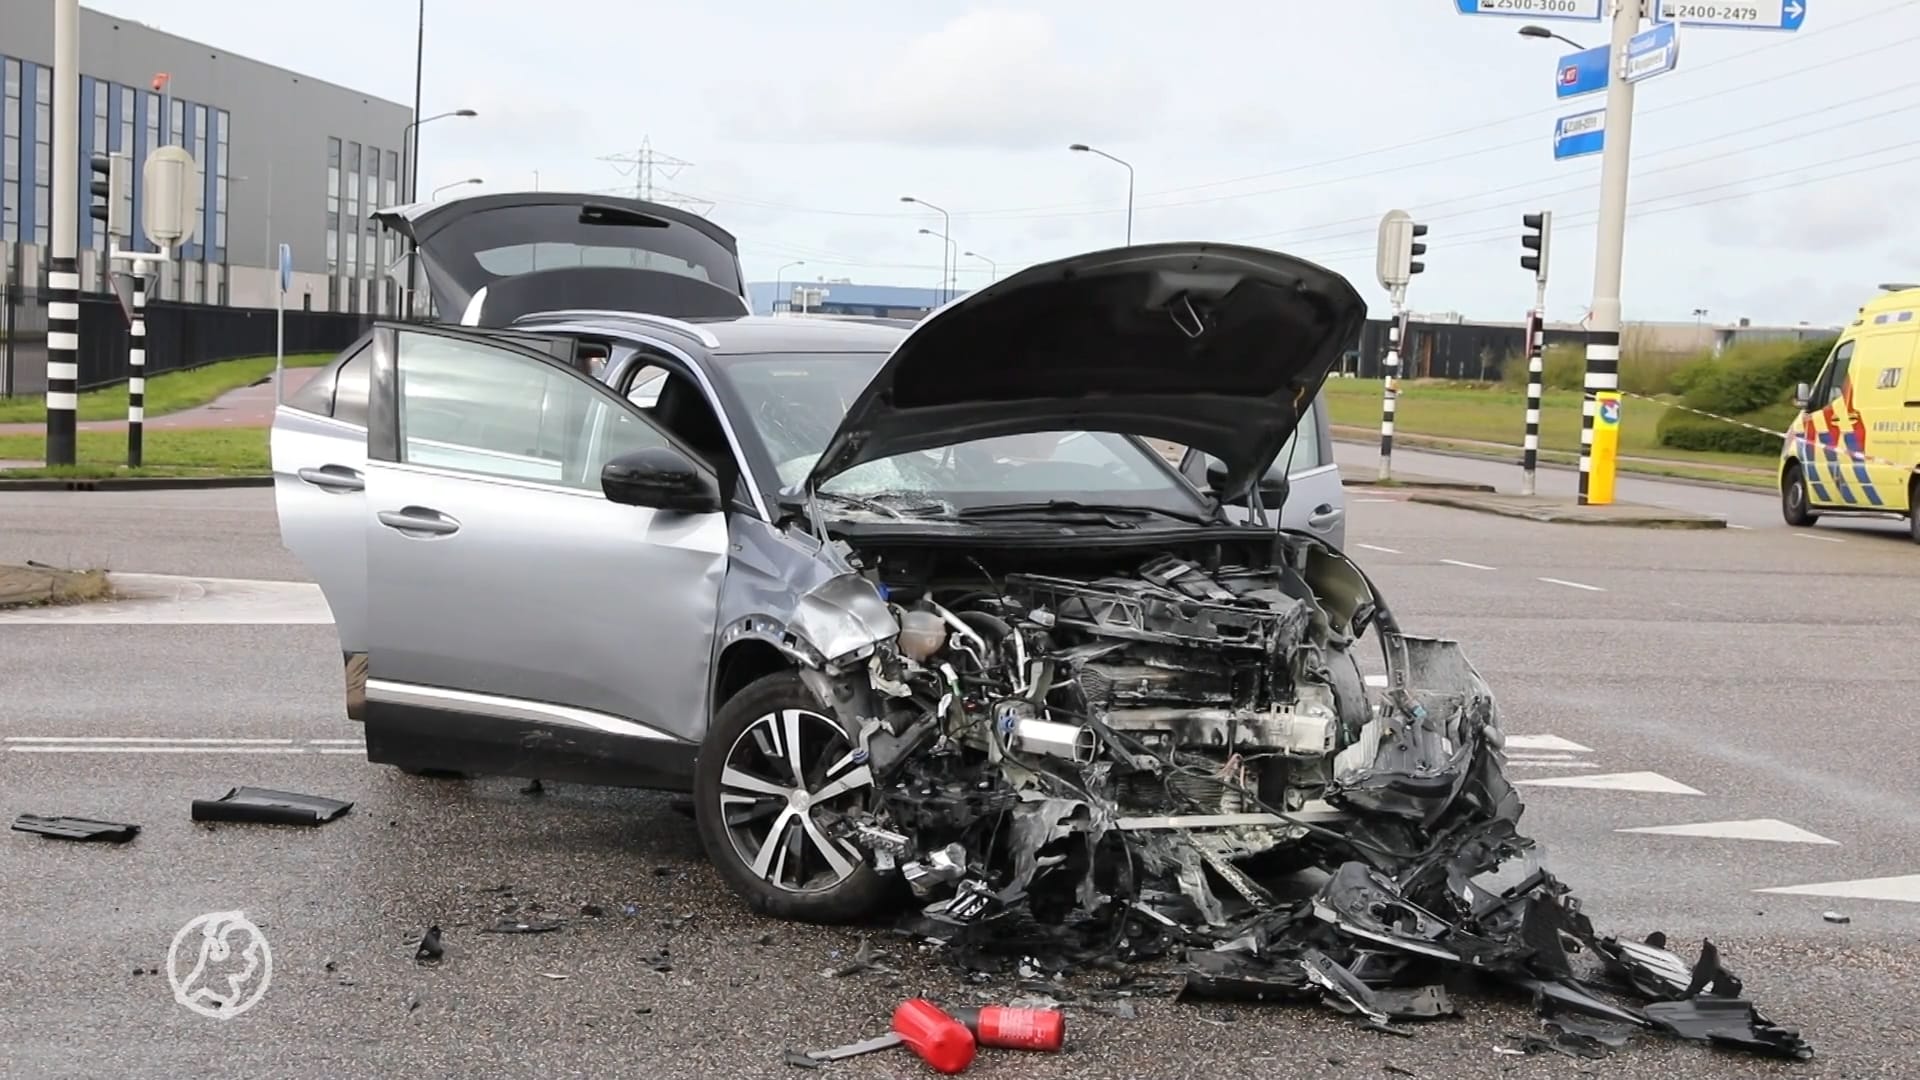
[{"xmin": 715, "ymin": 353, "xmax": 1201, "ymax": 513}]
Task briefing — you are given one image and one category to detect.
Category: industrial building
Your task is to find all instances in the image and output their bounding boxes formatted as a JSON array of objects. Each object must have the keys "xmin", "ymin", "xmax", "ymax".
[{"xmin": 1, "ymin": 4, "xmax": 412, "ymax": 317}]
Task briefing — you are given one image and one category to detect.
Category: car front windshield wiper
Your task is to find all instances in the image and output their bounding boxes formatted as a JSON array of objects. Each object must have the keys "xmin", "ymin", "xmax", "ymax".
[
  {"xmin": 953, "ymin": 500, "xmax": 1214, "ymax": 525},
  {"xmin": 809, "ymin": 490, "xmax": 950, "ymax": 520}
]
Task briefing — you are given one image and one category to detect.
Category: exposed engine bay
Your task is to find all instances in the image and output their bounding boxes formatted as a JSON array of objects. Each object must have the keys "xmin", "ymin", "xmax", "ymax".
[{"xmin": 781, "ymin": 527, "xmax": 1811, "ymax": 1061}]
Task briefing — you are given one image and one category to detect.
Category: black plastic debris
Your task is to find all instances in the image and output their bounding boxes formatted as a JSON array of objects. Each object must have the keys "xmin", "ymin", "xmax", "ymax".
[
  {"xmin": 190, "ymin": 787, "xmax": 352, "ymax": 826},
  {"xmin": 414, "ymin": 926, "xmax": 444, "ymax": 964},
  {"xmin": 11, "ymin": 814, "xmax": 139, "ymax": 842}
]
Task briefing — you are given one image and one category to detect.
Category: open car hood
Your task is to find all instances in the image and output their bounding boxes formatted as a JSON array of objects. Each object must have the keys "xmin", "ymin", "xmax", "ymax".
[
  {"xmin": 804, "ymin": 242, "xmax": 1367, "ymax": 501},
  {"xmin": 372, "ymin": 193, "xmax": 750, "ymax": 326}
]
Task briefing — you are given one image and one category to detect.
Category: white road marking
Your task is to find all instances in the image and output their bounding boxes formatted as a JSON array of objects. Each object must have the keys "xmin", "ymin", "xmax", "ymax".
[
  {"xmin": 1503, "ymin": 734, "xmax": 1592, "ymax": 753},
  {"xmin": 1356, "ymin": 543, "xmax": 1402, "ymax": 554},
  {"xmin": 5, "ymin": 736, "xmax": 295, "ymax": 745},
  {"xmin": 319, "ymin": 748, "xmax": 366, "ymax": 755},
  {"xmin": 1505, "ymin": 762, "xmax": 1597, "ymax": 769},
  {"xmin": 307, "ymin": 739, "xmax": 368, "ymax": 745},
  {"xmin": 0, "ymin": 572, "xmax": 333, "ymax": 625},
  {"xmin": 1727, "ymin": 523, "xmax": 1752, "ymax": 530},
  {"xmin": 1755, "ymin": 874, "xmax": 1920, "ymax": 903},
  {"xmin": 1618, "ymin": 819, "xmax": 1838, "ymax": 845},
  {"xmin": 9, "ymin": 747, "xmax": 314, "ymax": 754},
  {"xmin": 1538, "ymin": 576, "xmax": 1604, "ymax": 592},
  {"xmin": 1793, "ymin": 533, "xmax": 1845, "ymax": 544},
  {"xmin": 1355, "ymin": 498, "xmax": 1395, "ymax": 504},
  {"xmin": 1439, "ymin": 558, "xmax": 1497, "ymax": 570},
  {"xmin": 1515, "ymin": 771, "xmax": 1704, "ymax": 795},
  {"xmin": 1504, "ymin": 752, "xmax": 1575, "ymax": 761}
]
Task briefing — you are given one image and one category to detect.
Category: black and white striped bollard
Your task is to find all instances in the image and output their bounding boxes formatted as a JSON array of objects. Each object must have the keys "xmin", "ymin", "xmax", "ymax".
[
  {"xmin": 1521, "ymin": 307, "xmax": 1544, "ymax": 496},
  {"xmin": 128, "ymin": 272, "xmax": 146, "ymax": 468},
  {"xmin": 1377, "ymin": 310, "xmax": 1401, "ymax": 482}
]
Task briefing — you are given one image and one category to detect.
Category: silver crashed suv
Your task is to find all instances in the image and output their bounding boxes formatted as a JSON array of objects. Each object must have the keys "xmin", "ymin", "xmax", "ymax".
[{"xmin": 272, "ymin": 193, "xmax": 1403, "ymax": 923}]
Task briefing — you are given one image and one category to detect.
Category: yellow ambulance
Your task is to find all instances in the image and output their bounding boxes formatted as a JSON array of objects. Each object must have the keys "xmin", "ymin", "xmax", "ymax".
[{"xmin": 1780, "ymin": 283, "xmax": 1920, "ymax": 539}]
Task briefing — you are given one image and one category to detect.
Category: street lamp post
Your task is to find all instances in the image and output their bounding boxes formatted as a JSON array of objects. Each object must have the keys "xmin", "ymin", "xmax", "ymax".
[
  {"xmin": 900, "ymin": 196, "xmax": 951, "ymax": 304},
  {"xmin": 399, "ymin": 107, "xmax": 477, "ymax": 318},
  {"xmin": 919, "ymin": 228, "xmax": 957, "ymax": 299},
  {"xmin": 1517, "ymin": 24, "xmax": 1589, "ymax": 49},
  {"xmin": 775, "ymin": 260, "xmax": 804, "ymax": 313},
  {"xmin": 963, "ymin": 250, "xmax": 996, "ymax": 283},
  {"xmin": 1069, "ymin": 143, "xmax": 1134, "ymax": 246},
  {"xmin": 432, "ymin": 178, "xmax": 482, "ymax": 200}
]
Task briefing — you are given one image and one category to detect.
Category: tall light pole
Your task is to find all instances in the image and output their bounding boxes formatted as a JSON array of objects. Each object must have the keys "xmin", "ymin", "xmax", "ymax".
[
  {"xmin": 900, "ymin": 195, "xmax": 950, "ymax": 304},
  {"xmin": 1517, "ymin": 24, "xmax": 1589, "ymax": 49},
  {"xmin": 398, "ymin": 107, "xmax": 476, "ymax": 318},
  {"xmin": 432, "ymin": 178, "xmax": 482, "ymax": 199},
  {"xmin": 775, "ymin": 260, "xmax": 803, "ymax": 313},
  {"xmin": 919, "ymin": 228, "xmax": 957, "ymax": 298},
  {"xmin": 964, "ymin": 250, "xmax": 996, "ymax": 283},
  {"xmin": 1070, "ymin": 143, "xmax": 1134, "ymax": 246}
]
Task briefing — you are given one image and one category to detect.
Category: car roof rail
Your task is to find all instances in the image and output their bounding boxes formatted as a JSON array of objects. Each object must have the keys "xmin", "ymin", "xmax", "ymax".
[{"xmin": 511, "ymin": 309, "xmax": 723, "ymax": 349}]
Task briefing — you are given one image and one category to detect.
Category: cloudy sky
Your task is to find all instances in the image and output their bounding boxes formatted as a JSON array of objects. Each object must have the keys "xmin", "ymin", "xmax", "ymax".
[{"xmin": 98, "ymin": 0, "xmax": 1920, "ymax": 326}]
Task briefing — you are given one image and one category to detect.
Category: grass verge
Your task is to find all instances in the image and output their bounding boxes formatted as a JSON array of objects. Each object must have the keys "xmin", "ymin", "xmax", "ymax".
[
  {"xmin": 1323, "ymin": 378, "xmax": 1781, "ymax": 484},
  {"xmin": 0, "ymin": 352, "xmax": 334, "ymax": 425},
  {"xmin": 0, "ymin": 564, "xmax": 114, "ymax": 608},
  {"xmin": 0, "ymin": 427, "xmax": 267, "ymax": 478}
]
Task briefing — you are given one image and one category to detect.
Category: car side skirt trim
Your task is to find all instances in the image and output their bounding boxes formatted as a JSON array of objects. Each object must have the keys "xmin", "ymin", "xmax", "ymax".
[
  {"xmin": 362, "ymin": 680, "xmax": 697, "ymax": 791},
  {"xmin": 365, "ymin": 679, "xmax": 678, "ymax": 741}
]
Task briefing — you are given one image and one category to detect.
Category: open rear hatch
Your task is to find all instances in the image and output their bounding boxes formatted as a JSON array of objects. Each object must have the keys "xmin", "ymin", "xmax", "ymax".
[{"xmin": 372, "ymin": 193, "xmax": 750, "ymax": 326}]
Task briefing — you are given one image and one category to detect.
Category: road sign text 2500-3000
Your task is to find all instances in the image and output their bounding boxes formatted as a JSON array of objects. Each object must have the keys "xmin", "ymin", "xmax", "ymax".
[{"xmin": 1470, "ymin": 0, "xmax": 1594, "ymax": 13}]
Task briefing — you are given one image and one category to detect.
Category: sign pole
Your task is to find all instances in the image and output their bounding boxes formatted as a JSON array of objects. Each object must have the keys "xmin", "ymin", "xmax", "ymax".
[
  {"xmin": 1579, "ymin": 0, "xmax": 1643, "ymax": 506},
  {"xmin": 275, "ymin": 243, "xmax": 290, "ymax": 403},
  {"xmin": 45, "ymin": 0, "xmax": 81, "ymax": 467}
]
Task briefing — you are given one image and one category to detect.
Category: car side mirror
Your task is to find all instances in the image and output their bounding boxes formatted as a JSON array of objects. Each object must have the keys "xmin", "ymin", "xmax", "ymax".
[
  {"xmin": 601, "ymin": 447, "xmax": 722, "ymax": 513},
  {"xmin": 1794, "ymin": 382, "xmax": 1812, "ymax": 409},
  {"xmin": 1206, "ymin": 459, "xmax": 1288, "ymax": 510}
]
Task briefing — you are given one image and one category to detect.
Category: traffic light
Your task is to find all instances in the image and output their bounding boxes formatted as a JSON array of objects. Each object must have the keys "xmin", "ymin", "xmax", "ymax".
[
  {"xmin": 1407, "ymin": 222, "xmax": 1427, "ymax": 277},
  {"xmin": 88, "ymin": 151, "xmax": 130, "ymax": 239},
  {"xmin": 1521, "ymin": 210, "xmax": 1552, "ymax": 284}
]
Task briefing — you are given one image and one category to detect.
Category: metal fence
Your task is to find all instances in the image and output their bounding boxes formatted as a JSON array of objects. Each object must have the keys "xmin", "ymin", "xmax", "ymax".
[
  {"xmin": 1347, "ymin": 318, "xmax": 1591, "ymax": 382},
  {"xmin": 2, "ymin": 286, "xmax": 369, "ymax": 397}
]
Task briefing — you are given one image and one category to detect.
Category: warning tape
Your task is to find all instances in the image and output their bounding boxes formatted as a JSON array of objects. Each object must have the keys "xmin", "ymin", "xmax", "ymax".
[{"xmin": 1614, "ymin": 389, "xmax": 1910, "ymax": 473}]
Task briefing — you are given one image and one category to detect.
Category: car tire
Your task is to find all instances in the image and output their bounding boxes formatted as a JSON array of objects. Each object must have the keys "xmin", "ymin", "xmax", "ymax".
[
  {"xmin": 1908, "ymin": 478, "xmax": 1920, "ymax": 545},
  {"xmin": 1782, "ymin": 464, "xmax": 1818, "ymax": 527},
  {"xmin": 693, "ymin": 671, "xmax": 890, "ymax": 924}
]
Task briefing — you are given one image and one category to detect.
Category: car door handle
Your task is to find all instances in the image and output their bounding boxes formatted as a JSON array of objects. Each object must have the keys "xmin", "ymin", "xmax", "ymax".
[
  {"xmin": 297, "ymin": 465, "xmax": 364, "ymax": 493},
  {"xmin": 1307, "ymin": 504, "xmax": 1345, "ymax": 529},
  {"xmin": 376, "ymin": 507, "xmax": 461, "ymax": 537}
]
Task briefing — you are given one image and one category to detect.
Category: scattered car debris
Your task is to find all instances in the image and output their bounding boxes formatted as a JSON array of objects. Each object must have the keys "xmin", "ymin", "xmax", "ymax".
[
  {"xmin": 414, "ymin": 926, "xmax": 444, "ymax": 965},
  {"xmin": 520, "ymin": 778, "xmax": 544, "ymax": 796},
  {"xmin": 580, "ymin": 904, "xmax": 606, "ymax": 918},
  {"xmin": 539, "ymin": 972, "xmax": 568, "ymax": 981},
  {"xmin": 1822, "ymin": 911, "xmax": 1850, "ymax": 925},
  {"xmin": 481, "ymin": 918, "xmax": 564, "ymax": 934},
  {"xmin": 10, "ymin": 814, "xmax": 140, "ymax": 842},
  {"xmin": 190, "ymin": 787, "xmax": 352, "ymax": 826},
  {"xmin": 824, "ymin": 936, "xmax": 896, "ymax": 979},
  {"xmin": 722, "ymin": 530, "xmax": 1815, "ymax": 1062}
]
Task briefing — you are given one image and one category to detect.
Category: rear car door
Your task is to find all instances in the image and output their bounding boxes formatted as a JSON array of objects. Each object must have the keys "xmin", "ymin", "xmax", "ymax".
[
  {"xmin": 359, "ymin": 323, "xmax": 730, "ymax": 789},
  {"xmin": 272, "ymin": 336, "xmax": 373, "ymax": 711}
]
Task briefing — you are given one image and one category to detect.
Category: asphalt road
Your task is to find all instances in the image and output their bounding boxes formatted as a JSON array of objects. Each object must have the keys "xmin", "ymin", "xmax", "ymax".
[{"xmin": 3, "ymin": 482, "xmax": 1918, "ymax": 1077}]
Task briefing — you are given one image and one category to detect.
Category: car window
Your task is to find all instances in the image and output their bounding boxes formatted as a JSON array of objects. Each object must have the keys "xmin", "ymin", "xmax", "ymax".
[
  {"xmin": 284, "ymin": 343, "xmax": 368, "ymax": 421},
  {"xmin": 333, "ymin": 349, "xmax": 371, "ymax": 427},
  {"xmin": 1190, "ymin": 399, "xmax": 1324, "ymax": 483},
  {"xmin": 626, "ymin": 363, "xmax": 670, "ymax": 408},
  {"xmin": 395, "ymin": 331, "xmax": 668, "ymax": 491},
  {"xmin": 1819, "ymin": 341, "xmax": 1855, "ymax": 407}
]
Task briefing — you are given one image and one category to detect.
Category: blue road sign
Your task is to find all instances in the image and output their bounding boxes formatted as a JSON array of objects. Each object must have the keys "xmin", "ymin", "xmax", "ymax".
[
  {"xmin": 278, "ymin": 243, "xmax": 293, "ymax": 293},
  {"xmin": 1599, "ymin": 398, "xmax": 1622, "ymax": 424},
  {"xmin": 1455, "ymin": 0, "xmax": 1602, "ymax": 20},
  {"xmin": 1556, "ymin": 45, "xmax": 1609, "ymax": 98},
  {"xmin": 1625, "ymin": 21, "xmax": 1679, "ymax": 83},
  {"xmin": 1654, "ymin": 0, "xmax": 1805, "ymax": 31},
  {"xmin": 1553, "ymin": 108, "xmax": 1606, "ymax": 161}
]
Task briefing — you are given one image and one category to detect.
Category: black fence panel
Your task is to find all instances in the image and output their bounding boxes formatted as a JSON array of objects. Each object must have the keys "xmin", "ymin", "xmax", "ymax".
[
  {"xmin": 72, "ymin": 300, "xmax": 371, "ymax": 389},
  {"xmin": 1348, "ymin": 318, "xmax": 1593, "ymax": 382}
]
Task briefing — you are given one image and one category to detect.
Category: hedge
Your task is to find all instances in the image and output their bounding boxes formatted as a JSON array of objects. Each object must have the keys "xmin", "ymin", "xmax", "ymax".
[{"xmin": 1655, "ymin": 402, "xmax": 1798, "ymax": 455}]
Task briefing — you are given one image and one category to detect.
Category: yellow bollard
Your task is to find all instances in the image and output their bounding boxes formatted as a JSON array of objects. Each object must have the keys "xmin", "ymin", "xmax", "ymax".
[{"xmin": 1590, "ymin": 391, "xmax": 1621, "ymax": 506}]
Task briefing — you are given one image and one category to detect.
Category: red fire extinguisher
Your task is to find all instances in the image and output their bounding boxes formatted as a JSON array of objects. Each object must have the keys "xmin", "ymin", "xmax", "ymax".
[
  {"xmin": 948, "ymin": 1005, "xmax": 1066, "ymax": 1052},
  {"xmin": 891, "ymin": 999, "xmax": 976, "ymax": 1074}
]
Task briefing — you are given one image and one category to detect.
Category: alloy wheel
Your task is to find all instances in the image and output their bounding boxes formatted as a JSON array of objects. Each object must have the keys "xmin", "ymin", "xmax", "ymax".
[{"xmin": 717, "ymin": 709, "xmax": 873, "ymax": 894}]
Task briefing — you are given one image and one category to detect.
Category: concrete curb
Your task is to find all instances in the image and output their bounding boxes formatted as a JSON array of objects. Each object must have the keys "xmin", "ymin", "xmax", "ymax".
[
  {"xmin": 0, "ymin": 475, "xmax": 272, "ymax": 492},
  {"xmin": 1406, "ymin": 491, "xmax": 1727, "ymax": 530},
  {"xmin": 1344, "ymin": 473, "xmax": 1497, "ymax": 493}
]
